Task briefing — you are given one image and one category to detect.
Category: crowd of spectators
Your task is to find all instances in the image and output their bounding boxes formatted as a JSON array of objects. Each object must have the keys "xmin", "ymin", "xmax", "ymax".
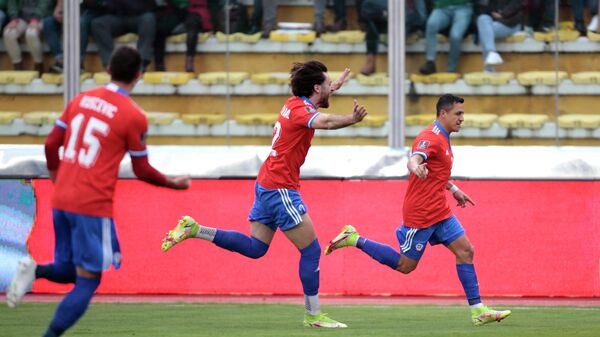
[{"xmin": 0, "ymin": 1, "xmax": 597, "ymax": 76}]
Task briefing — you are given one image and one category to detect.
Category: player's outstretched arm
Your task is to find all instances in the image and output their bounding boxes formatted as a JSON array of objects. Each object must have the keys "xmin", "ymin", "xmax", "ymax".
[
  {"xmin": 408, "ymin": 154, "xmax": 428, "ymax": 179},
  {"xmin": 330, "ymin": 68, "xmax": 350, "ymax": 94},
  {"xmin": 165, "ymin": 175, "xmax": 191, "ymax": 190},
  {"xmin": 131, "ymin": 156, "xmax": 190, "ymax": 190},
  {"xmin": 447, "ymin": 182, "xmax": 475, "ymax": 208},
  {"xmin": 311, "ymin": 99, "xmax": 367, "ymax": 130},
  {"xmin": 44, "ymin": 124, "xmax": 66, "ymax": 183}
]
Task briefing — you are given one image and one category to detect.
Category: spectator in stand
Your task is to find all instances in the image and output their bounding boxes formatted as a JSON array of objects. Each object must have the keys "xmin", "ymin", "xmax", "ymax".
[
  {"xmin": 0, "ymin": 1, "xmax": 7, "ymax": 33},
  {"xmin": 419, "ymin": 0, "xmax": 473, "ymax": 75},
  {"xmin": 589, "ymin": 0, "xmax": 600, "ymax": 33},
  {"xmin": 3, "ymin": 0, "xmax": 52, "ymax": 73},
  {"xmin": 476, "ymin": 0, "xmax": 523, "ymax": 72},
  {"xmin": 154, "ymin": 0, "xmax": 187, "ymax": 71},
  {"xmin": 43, "ymin": 0, "xmax": 107, "ymax": 73},
  {"xmin": 182, "ymin": 0, "xmax": 212, "ymax": 72},
  {"xmin": 361, "ymin": 0, "xmax": 426, "ymax": 76},
  {"xmin": 570, "ymin": 0, "xmax": 599, "ymax": 35},
  {"xmin": 154, "ymin": 0, "xmax": 212, "ymax": 73},
  {"xmin": 525, "ymin": 0, "xmax": 554, "ymax": 33},
  {"xmin": 246, "ymin": 0, "xmax": 336, "ymax": 38},
  {"xmin": 246, "ymin": 0, "xmax": 276, "ymax": 38},
  {"xmin": 326, "ymin": 0, "xmax": 364, "ymax": 32},
  {"xmin": 91, "ymin": 0, "xmax": 156, "ymax": 71}
]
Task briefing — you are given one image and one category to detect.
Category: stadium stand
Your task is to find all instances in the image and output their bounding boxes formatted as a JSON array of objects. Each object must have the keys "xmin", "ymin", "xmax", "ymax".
[{"xmin": 0, "ymin": 1, "xmax": 598, "ymax": 145}]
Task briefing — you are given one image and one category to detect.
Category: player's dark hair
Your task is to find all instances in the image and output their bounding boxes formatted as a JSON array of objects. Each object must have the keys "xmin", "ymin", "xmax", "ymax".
[
  {"xmin": 109, "ymin": 46, "xmax": 141, "ymax": 84},
  {"xmin": 290, "ymin": 60, "xmax": 328, "ymax": 98},
  {"xmin": 436, "ymin": 94, "xmax": 464, "ymax": 117}
]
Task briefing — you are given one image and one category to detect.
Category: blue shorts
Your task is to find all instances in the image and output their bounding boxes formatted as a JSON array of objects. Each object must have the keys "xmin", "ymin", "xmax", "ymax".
[
  {"xmin": 248, "ymin": 183, "xmax": 307, "ymax": 231},
  {"xmin": 395, "ymin": 215, "xmax": 465, "ymax": 260},
  {"xmin": 53, "ymin": 209, "xmax": 122, "ymax": 273}
]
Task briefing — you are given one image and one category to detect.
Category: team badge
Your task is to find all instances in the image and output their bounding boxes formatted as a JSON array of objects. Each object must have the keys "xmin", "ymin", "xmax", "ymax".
[
  {"xmin": 417, "ymin": 140, "xmax": 429, "ymax": 149},
  {"xmin": 305, "ymin": 107, "xmax": 316, "ymax": 114},
  {"xmin": 415, "ymin": 243, "xmax": 424, "ymax": 251}
]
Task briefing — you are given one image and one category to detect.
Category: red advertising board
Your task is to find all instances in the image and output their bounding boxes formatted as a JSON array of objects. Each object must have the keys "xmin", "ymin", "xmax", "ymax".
[{"xmin": 29, "ymin": 179, "xmax": 600, "ymax": 297}]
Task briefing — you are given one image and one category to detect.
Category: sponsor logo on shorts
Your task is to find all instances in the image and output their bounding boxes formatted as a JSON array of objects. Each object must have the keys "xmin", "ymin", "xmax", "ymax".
[
  {"xmin": 298, "ymin": 204, "xmax": 306, "ymax": 213},
  {"xmin": 113, "ymin": 252, "xmax": 122, "ymax": 264}
]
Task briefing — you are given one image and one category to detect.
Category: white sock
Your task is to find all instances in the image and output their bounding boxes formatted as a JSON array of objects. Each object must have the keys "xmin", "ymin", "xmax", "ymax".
[
  {"xmin": 194, "ymin": 225, "xmax": 217, "ymax": 241},
  {"xmin": 304, "ymin": 295, "xmax": 320, "ymax": 315},
  {"xmin": 470, "ymin": 303, "xmax": 484, "ymax": 310}
]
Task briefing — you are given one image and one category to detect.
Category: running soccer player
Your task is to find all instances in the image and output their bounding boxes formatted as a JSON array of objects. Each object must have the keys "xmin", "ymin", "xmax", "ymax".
[
  {"xmin": 161, "ymin": 60, "xmax": 367, "ymax": 328},
  {"xmin": 324, "ymin": 94, "xmax": 511, "ymax": 326},
  {"xmin": 6, "ymin": 46, "xmax": 190, "ymax": 337}
]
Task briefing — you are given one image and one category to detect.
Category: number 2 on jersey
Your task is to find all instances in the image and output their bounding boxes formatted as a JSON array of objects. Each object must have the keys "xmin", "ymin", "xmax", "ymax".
[
  {"xmin": 63, "ymin": 113, "xmax": 110, "ymax": 168},
  {"xmin": 269, "ymin": 121, "xmax": 282, "ymax": 156}
]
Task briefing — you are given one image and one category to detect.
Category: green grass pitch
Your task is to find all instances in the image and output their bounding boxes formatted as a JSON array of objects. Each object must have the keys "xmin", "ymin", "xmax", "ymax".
[{"xmin": 2, "ymin": 302, "xmax": 599, "ymax": 336}]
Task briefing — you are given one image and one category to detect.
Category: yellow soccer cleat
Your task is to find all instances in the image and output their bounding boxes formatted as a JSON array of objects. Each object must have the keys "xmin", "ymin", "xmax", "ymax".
[
  {"xmin": 303, "ymin": 313, "xmax": 347, "ymax": 328},
  {"xmin": 161, "ymin": 216, "xmax": 199, "ymax": 252},
  {"xmin": 324, "ymin": 225, "xmax": 359, "ymax": 255},
  {"xmin": 471, "ymin": 306, "xmax": 512, "ymax": 326}
]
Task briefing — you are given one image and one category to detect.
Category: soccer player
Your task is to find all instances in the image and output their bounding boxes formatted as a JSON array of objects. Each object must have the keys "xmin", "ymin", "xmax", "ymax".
[
  {"xmin": 161, "ymin": 60, "xmax": 367, "ymax": 328},
  {"xmin": 5, "ymin": 46, "xmax": 190, "ymax": 337},
  {"xmin": 324, "ymin": 94, "xmax": 512, "ymax": 326}
]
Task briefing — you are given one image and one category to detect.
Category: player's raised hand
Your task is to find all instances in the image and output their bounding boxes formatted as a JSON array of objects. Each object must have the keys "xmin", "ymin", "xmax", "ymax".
[
  {"xmin": 352, "ymin": 99, "xmax": 367, "ymax": 123},
  {"xmin": 167, "ymin": 176, "xmax": 191, "ymax": 190},
  {"xmin": 453, "ymin": 190, "xmax": 475, "ymax": 208},
  {"xmin": 330, "ymin": 68, "xmax": 350, "ymax": 93},
  {"xmin": 412, "ymin": 162, "xmax": 428, "ymax": 179}
]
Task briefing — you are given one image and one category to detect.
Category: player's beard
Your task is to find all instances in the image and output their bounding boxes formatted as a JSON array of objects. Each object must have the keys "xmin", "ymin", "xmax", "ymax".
[{"xmin": 320, "ymin": 93, "xmax": 330, "ymax": 109}]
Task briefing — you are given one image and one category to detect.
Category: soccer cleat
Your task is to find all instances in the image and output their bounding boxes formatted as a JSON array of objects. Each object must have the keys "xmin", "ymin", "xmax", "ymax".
[
  {"xmin": 161, "ymin": 216, "xmax": 200, "ymax": 252},
  {"xmin": 471, "ymin": 306, "xmax": 512, "ymax": 326},
  {"xmin": 324, "ymin": 225, "xmax": 359, "ymax": 255},
  {"xmin": 6, "ymin": 256, "xmax": 36, "ymax": 308},
  {"xmin": 303, "ymin": 313, "xmax": 347, "ymax": 328}
]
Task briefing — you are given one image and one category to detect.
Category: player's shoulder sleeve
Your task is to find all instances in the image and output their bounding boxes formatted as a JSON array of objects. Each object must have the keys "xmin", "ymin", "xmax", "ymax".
[
  {"xmin": 125, "ymin": 102, "xmax": 149, "ymax": 158},
  {"xmin": 411, "ymin": 128, "xmax": 440, "ymax": 161},
  {"xmin": 289, "ymin": 100, "xmax": 320, "ymax": 128},
  {"xmin": 56, "ymin": 95, "xmax": 81, "ymax": 130}
]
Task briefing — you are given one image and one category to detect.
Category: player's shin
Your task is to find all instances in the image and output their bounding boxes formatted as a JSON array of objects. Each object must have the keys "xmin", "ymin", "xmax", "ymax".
[
  {"xmin": 359, "ymin": 238, "xmax": 401, "ymax": 270},
  {"xmin": 456, "ymin": 263, "xmax": 481, "ymax": 306},
  {"xmin": 36, "ymin": 263, "xmax": 76, "ymax": 284},
  {"xmin": 299, "ymin": 239, "xmax": 321, "ymax": 315},
  {"xmin": 44, "ymin": 275, "xmax": 100, "ymax": 337},
  {"xmin": 213, "ymin": 231, "xmax": 269, "ymax": 259}
]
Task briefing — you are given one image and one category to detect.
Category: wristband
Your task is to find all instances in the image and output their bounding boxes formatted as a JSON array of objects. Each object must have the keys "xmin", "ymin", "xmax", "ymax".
[{"xmin": 449, "ymin": 184, "xmax": 459, "ymax": 193}]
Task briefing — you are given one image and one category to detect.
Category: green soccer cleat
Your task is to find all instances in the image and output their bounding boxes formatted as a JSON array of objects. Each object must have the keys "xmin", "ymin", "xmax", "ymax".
[
  {"xmin": 471, "ymin": 306, "xmax": 512, "ymax": 326},
  {"xmin": 324, "ymin": 225, "xmax": 359, "ymax": 255},
  {"xmin": 161, "ymin": 216, "xmax": 199, "ymax": 252},
  {"xmin": 303, "ymin": 313, "xmax": 347, "ymax": 328}
]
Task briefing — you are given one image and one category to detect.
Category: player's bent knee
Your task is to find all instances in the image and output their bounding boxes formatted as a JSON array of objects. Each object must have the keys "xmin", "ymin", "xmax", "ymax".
[
  {"xmin": 76, "ymin": 267, "xmax": 101, "ymax": 279},
  {"xmin": 247, "ymin": 237, "xmax": 269, "ymax": 259},
  {"xmin": 396, "ymin": 264, "xmax": 416, "ymax": 274},
  {"xmin": 300, "ymin": 239, "xmax": 321, "ymax": 259},
  {"xmin": 456, "ymin": 246, "xmax": 474, "ymax": 263}
]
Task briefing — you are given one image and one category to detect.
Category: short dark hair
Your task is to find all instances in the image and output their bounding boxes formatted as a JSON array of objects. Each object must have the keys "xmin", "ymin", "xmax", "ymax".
[
  {"xmin": 109, "ymin": 46, "xmax": 141, "ymax": 84},
  {"xmin": 436, "ymin": 94, "xmax": 464, "ymax": 117},
  {"xmin": 289, "ymin": 60, "xmax": 328, "ymax": 97}
]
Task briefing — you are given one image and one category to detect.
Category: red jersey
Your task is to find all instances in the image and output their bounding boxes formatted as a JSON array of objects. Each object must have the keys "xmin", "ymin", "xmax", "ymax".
[
  {"xmin": 52, "ymin": 83, "xmax": 148, "ymax": 217},
  {"xmin": 403, "ymin": 121, "xmax": 454, "ymax": 228},
  {"xmin": 257, "ymin": 96, "xmax": 320, "ymax": 190}
]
